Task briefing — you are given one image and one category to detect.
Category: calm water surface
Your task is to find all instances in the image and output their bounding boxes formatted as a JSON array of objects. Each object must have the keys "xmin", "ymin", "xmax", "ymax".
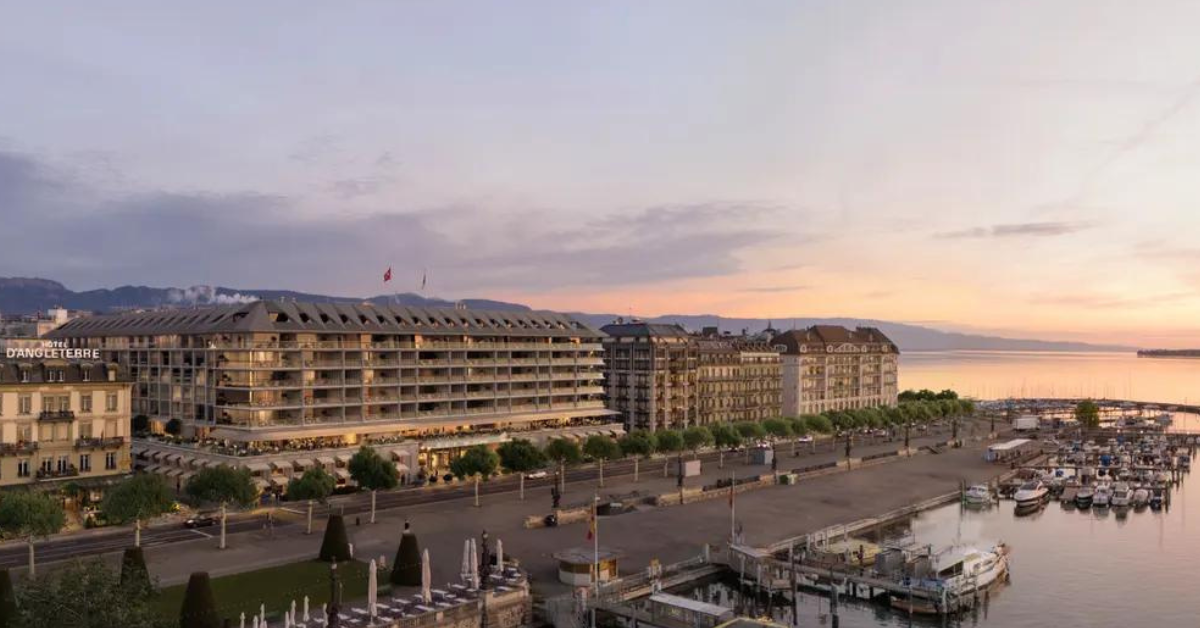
[
  {"xmin": 900, "ymin": 351, "xmax": 1200, "ymax": 404},
  {"xmin": 682, "ymin": 471, "xmax": 1199, "ymax": 627}
]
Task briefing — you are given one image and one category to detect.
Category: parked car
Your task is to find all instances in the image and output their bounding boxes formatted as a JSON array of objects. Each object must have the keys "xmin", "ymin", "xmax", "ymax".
[
  {"xmin": 184, "ymin": 514, "xmax": 217, "ymax": 528},
  {"xmin": 527, "ymin": 470, "xmax": 550, "ymax": 479},
  {"xmin": 795, "ymin": 435, "xmax": 814, "ymax": 444}
]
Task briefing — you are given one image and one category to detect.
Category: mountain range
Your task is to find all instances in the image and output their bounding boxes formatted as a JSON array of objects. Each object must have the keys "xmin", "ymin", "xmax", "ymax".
[{"xmin": 0, "ymin": 277, "xmax": 1134, "ymax": 352}]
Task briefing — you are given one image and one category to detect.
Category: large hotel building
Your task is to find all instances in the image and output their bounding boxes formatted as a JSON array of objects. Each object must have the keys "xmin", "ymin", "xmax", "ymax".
[
  {"xmin": 0, "ymin": 357, "xmax": 133, "ymax": 488},
  {"xmin": 47, "ymin": 301, "xmax": 618, "ymax": 490},
  {"xmin": 772, "ymin": 325, "xmax": 900, "ymax": 414},
  {"xmin": 600, "ymin": 321, "xmax": 782, "ymax": 431}
]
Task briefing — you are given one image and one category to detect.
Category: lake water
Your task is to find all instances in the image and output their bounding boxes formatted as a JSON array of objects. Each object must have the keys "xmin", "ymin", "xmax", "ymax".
[
  {"xmin": 680, "ymin": 469, "xmax": 1199, "ymax": 627},
  {"xmin": 900, "ymin": 351, "xmax": 1200, "ymax": 404}
]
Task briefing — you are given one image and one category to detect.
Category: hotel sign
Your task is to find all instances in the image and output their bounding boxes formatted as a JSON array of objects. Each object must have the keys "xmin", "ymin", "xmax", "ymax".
[{"xmin": 5, "ymin": 340, "xmax": 100, "ymax": 360}]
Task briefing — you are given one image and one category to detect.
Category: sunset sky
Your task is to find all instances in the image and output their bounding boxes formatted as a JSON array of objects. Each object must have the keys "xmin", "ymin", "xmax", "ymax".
[{"xmin": 4, "ymin": 2, "xmax": 1200, "ymax": 346}]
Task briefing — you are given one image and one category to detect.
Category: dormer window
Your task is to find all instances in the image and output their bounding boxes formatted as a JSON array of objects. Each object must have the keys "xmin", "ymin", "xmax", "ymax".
[
  {"xmin": 20, "ymin": 369, "xmax": 29, "ymax": 383},
  {"xmin": 82, "ymin": 369, "xmax": 91, "ymax": 382}
]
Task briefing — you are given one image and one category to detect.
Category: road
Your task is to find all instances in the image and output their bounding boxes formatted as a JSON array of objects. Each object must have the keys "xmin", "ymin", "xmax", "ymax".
[{"xmin": 0, "ymin": 423, "xmax": 975, "ymax": 571}]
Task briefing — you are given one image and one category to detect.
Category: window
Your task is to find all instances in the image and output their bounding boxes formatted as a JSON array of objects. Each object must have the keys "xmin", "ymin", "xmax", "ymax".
[
  {"xmin": 79, "ymin": 454, "xmax": 91, "ymax": 472},
  {"xmin": 0, "ymin": 395, "xmax": 3, "ymax": 416},
  {"xmin": 80, "ymin": 394, "xmax": 92, "ymax": 413},
  {"xmin": 18, "ymin": 395, "xmax": 31, "ymax": 415},
  {"xmin": 17, "ymin": 460, "xmax": 30, "ymax": 478},
  {"xmin": 40, "ymin": 459, "xmax": 53, "ymax": 474},
  {"xmin": 105, "ymin": 419, "xmax": 118, "ymax": 438},
  {"xmin": 57, "ymin": 456, "xmax": 69, "ymax": 473},
  {"xmin": 82, "ymin": 369, "xmax": 91, "ymax": 382},
  {"xmin": 17, "ymin": 424, "xmax": 31, "ymax": 442},
  {"xmin": 19, "ymin": 369, "xmax": 29, "ymax": 383},
  {"xmin": 105, "ymin": 452, "xmax": 117, "ymax": 470},
  {"xmin": 105, "ymin": 392, "xmax": 118, "ymax": 412},
  {"xmin": 39, "ymin": 424, "xmax": 53, "ymax": 442},
  {"xmin": 79, "ymin": 422, "xmax": 93, "ymax": 439}
]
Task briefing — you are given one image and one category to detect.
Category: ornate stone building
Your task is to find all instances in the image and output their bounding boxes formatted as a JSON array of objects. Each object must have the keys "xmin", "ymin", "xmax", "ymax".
[
  {"xmin": 772, "ymin": 325, "xmax": 899, "ymax": 415},
  {"xmin": 695, "ymin": 331, "xmax": 782, "ymax": 425}
]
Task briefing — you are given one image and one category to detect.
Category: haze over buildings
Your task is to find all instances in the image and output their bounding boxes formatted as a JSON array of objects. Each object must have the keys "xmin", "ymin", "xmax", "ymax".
[{"xmin": 4, "ymin": 2, "xmax": 1200, "ymax": 345}]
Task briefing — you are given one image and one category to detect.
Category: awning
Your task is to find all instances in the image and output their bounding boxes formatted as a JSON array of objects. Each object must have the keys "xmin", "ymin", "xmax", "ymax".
[
  {"xmin": 269, "ymin": 476, "xmax": 289, "ymax": 487},
  {"xmin": 335, "ymin": 453, "xmax": 354, "ymax": 464},
  {"xmin": 163, "ymin": 453, "xmax": 181, "ymax": 464},
  {"xmin": 176, "ymin": 455, "xmax": 194, "ymax": 468},
  {"xmin": 395, "ymin": 462, "xmax": 410, "ymax": 473},
  {"xmin": 292, "ymin": 458, "xmax": 316, "ymax": 470},
  {"xmin": 144, "ymin": 465, "xmax": 162, "ymax": 474},
  {"xmin": 390, "ymin": 448, "xmax": 410, "ymax": 461},
  {"xmin": 271, "ymin": 461, "xmax": 292, "ymax": 472},
  {"xmin": 334, "ymin": 468, "xmax": 351, "ymax": 481},
  {"xmin": 243, "ymin": 462, "xmax": 271, "ymax": 474},
  {"xmin": 149, "ymin": 451, "xmax": 164, "ymax": 461},
  {"xmin": 252, "ymin": 477, "xmax": 270, "ymax": 490},
  {"xmin": 166, "ymin": 468, "xmax": 184, "ymax": 477},
  {"xmin": 316, "ymin": 456, "xmax": 336, "ymax": 467},
  {"xmin": 180, "ymin": 471, "xmax": 196, "ymax": 482}
]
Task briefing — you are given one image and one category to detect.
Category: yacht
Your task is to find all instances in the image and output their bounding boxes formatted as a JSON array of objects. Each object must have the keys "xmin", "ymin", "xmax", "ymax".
[
  {"xmin": 964, "ymin": 484, "xmax": 992, "ymax": 505},
  {"xmin": 1132, "ymin": 487, "xmax": 1150, "ymax": 509},
  {"xmin": 891, "ymin": 544, "xmax": 1010, "ymax": 615},
  {"xmin": 1093, "ymin": 484, "xmax": 1112, "ymax": 508},
  {"xmin": 1111, "ymin": 482, "xmax": 1133, "ymax": 509},
  {"xmin": 1074, "ymin": 486, "xmax": 1094, "ymax": 508},
  {"xmin": 1150, "ymin": 487, "xmax": 1165, "ymax": 510},
  {"xmin": 1013, "ymin": 480, "xmax": 1049, "ymax": 508}
]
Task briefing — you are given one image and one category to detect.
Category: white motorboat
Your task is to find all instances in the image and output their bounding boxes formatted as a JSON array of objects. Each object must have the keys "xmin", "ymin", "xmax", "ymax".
[
  {"xmin": 891, "ymin": 544, "xmax": 1010, "ymax": 615},
  {"xmin": 1074, "ymin": 486, "xmax": 1094, "ymax": 508},
  {"xmin": 1093, "ymin": 484, "xmax": 1112, "ymax": 508},
  {"xmin": 1111, "ymin": 482, "xmax": 1132, "ymax": 508},
  {"xmin": 1132, "ymin": 487, "xmax": 1150, "ymax": 509},
  {"xmin": 964, "ymin": 484, "xmax": 992, "ymax": 504},
  {"xmin": 1013, "ymin": 480, "xmax": 1048, "ymax": 507}
]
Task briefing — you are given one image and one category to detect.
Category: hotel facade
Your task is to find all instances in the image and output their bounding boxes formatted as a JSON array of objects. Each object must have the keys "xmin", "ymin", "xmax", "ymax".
[
  {"xmin": 0, "ymin": 356, "xmax": 132, "ymax": 488},
  {"xmin": 772, "ymin": 325, "xmax": 900, "ymax": 415},
  {"xmin": 47, "ymin": 301, "xmax": 618, "ymax": 491},
  {"xmin": 600, "ymin": 321, "xmax": 782, "ymax": 431}
]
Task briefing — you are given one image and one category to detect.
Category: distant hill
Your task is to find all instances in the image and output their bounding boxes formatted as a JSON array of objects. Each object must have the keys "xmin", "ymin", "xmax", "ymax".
[
  {"xmin": 0, "ymin": 277, "xmax": 1133, "ymax": 352},
  {"xmin": 0, "ymin": 277, "xmax": 529, "ymax": 315},
  {"xmin": 568, "ymin": 313, "xmax": 1135, "ymax": 353}
]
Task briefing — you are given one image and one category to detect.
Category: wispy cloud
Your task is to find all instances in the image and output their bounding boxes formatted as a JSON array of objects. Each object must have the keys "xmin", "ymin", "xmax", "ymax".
[
  {"xmin": 738, "ymin": 284, "xmax": 808, "ymax": 294},
  {"xmin": 936, "ymin": 221, "xmax": 1094, "ymax": 240},
  {"xmin": 1026, "ymin": 291, "xmax": 1196, "ymax": 310}
]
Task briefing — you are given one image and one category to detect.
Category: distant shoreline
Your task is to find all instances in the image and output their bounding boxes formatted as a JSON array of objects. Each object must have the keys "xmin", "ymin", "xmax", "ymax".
[{"xmin": 1137, "ymin": 350, "xmax": 1200, "ymax": 359}]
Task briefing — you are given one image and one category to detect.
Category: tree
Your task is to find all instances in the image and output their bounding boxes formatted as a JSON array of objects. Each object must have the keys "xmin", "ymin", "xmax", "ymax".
[
  {"xmin": 582, "ymin": 435, "xmax": 622, "ymax": 462},
  {"xmin": 654, "ymin": 429, "xmax": 684, "ymax": 453},
  {"xmin": 287, "ymin": 467, "xmax": 336, "ymax": 502},
  {"xmin": 0, "ymin": 490, "xmax": 66, "ymax": 577},
  {"xmin": 496, "ymin": 439, "xmax": 547, "ymax": 473},
  {"xmin": 545, "ymin": 438, "xmax": 582, "ymax": 494},
  {"xmin": 14, "ymin": 559, "xmax": 168, "ymax": 628},
  {"xmin": 682, "ymin": 426, "xmax": 714, "ymax": 456},
  {"xmin": 165, "ymin": 418, "xmax": 183, "ymax": 436},
  {"xmin": 786, "ymin": 416, "xmax": 809, "ymax": 436},
  {"xmin": 0, "ymin": 569, "xmax": 14, "ymax": 628},
  {"xmin": 545, "ymin": 438, "xmax": 583, "ymax": 465},
  {"xmin": 961, "ymin": 399, "xmax": 976, "ymax": 415},
  {"xmin": 450, "ymin": 445, "xmax": 501, "ymax": 480},
  {"xmin": 185, "ymin": 465, "xmax": 257, "ymax": 508},
  {"xmin": 619, "ymin": 431, "xmax": 657, "ymax": 458},
  {"xmin": 318, "ymin": 514, "xmax": 351, "ymax": 562},
  {"xmin": 937, "ymin": 389, "xmax": 959, "ymax": 400},
  {"xmin": 391, "ymin": 520, "xmax": 421, "ymax": 586},
  {"xmin": 804, "ymin": 414, "xmax": 833, "ymax": 434},
  {"xmin": 1075, "ymin": 399, "xmax": 1101, "ymax": 429},
  {"xmin": 102, "ymin": 474, "xmax": 174, "ymax": 547},
  {"xmin": 179, "ymin": 572, "xmax": 221, "ymax": 628},
  {"xmin": 710, "ymin": 423, "xmax": 742, "ymax": 449},
  {"xmin": 131, "ymin": 414, "xmax": 150, "ymax": 434},
  {"xmin": 761, "ymin": 418, "xmax": 793, "ymax": 441},
  {"xmin": 349, "ymin": 445, "xmax": 399, "ymax": 524},
  {"xmin": 734, "ymin": 422, "xmax": 766, "ymax": 441}
]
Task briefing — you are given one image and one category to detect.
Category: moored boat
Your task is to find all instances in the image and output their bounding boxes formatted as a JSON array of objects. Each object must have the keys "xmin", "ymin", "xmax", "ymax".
[
  {"xmin": 890, "ymin": 544, "xmax": 1010, "ymax": 615},
  {"xmin": 1132, "ymin": 487, "xmax": 1150, "ymax": 509},
  {"xmin": 964, "ymin": 484, "xmax": 992, "ymax": 505},
  {"xmin": 1111, "ymin": 482, "xmax": 1132, "ymax": 509},
  {"xmin": 1013, "ymin": 480, "xmax": 1048, "ymax": 508},
  {"xmin": 1074, "ymin": 487, "xmax": 1094, "ymax": 508},
  {"xmin": 1093, "ymin": 484, "xmax": 1112, "ymax": 508}
]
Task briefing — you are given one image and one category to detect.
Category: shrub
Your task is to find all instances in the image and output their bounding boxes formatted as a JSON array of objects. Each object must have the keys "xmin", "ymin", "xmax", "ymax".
[{"xmin": 318, "ymin": 514, "xmax": 351, "ymax": 562}]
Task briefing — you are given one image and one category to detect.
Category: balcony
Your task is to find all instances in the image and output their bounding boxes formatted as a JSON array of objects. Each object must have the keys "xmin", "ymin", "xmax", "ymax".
[
  {"xmin": 76, "ymin": 437, "xmax": 125, "ymax": 449},
  {"xmin": 38, "ymin": 410, "xmax": 76, "ymax": 422},
  {"xmin": 0, "ymin": 442, "xmax": 38, "ymax": 456},
  {"xmin": 36, "ymin": 466, "xmax": 80, "ymax": 480}
]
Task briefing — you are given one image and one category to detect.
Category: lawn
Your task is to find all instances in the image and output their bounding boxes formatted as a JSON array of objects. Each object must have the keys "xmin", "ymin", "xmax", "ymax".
[{"xmin": 154, "ymin": 559, "xmax": 374, "ymax": 622}]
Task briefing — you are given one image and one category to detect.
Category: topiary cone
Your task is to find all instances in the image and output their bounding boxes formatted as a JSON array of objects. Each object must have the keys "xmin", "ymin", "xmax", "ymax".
[
  {"xmin": 0, "ymin": 569, "xmax": 15, "ymax": 628},
  {"xmin": 120, "ymin": 546, "xmax": 151, "ymax": 593},
  {"xmin": 318, "ymin": 514, "xmax": 352, "ymax": 562},
  {"xmin": 179, "ymin": 572, "xmax": 221, "ymax": 628},
  {"xmin": 391, "ymin": 520, "xmax": 422, "ymax": 586}
]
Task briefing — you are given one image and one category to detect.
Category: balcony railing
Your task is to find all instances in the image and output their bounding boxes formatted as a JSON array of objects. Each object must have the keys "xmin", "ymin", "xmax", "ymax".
[
  {"xmin": 0, "ymin": 442, "xmax": 38, "ymax": 456},
  {"xmin": 75, "ymin": 437, "xmax": 125, "ymax": 449},
  {"xmin": 36, "ymin": 466, "xmax": 80, "ymax": 480},
  {"xmin": 38, "ymin": 410, "xmax": 76, "ymax": 422}
]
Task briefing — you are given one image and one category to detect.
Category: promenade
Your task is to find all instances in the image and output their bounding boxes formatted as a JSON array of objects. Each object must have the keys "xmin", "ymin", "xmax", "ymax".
[{"xmin": 92, "ymin": 419, "xmax": 1004, "ymax": 596}]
